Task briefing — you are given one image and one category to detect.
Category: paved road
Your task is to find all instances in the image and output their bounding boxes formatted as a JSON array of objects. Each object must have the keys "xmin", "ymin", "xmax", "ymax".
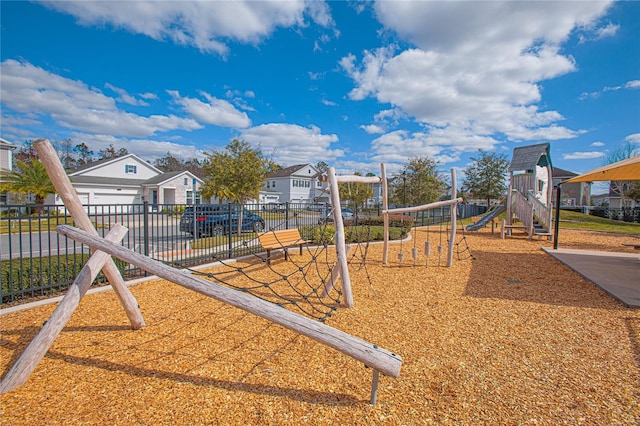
[{"xmin": 1, "ymin": 215, "xmax": 315, "ymax": 261}]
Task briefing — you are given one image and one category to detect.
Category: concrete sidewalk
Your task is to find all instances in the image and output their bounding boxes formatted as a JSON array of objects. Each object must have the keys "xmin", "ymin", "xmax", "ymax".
[{"xmin": 542, "ymin": 248, "xmax": 640, "ymax": 308}]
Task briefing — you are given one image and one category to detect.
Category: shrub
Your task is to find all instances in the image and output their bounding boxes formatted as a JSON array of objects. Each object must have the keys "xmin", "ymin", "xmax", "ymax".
[{"xmin": 1, "ymin": 254, "xmax": 127, "ymax": 303}]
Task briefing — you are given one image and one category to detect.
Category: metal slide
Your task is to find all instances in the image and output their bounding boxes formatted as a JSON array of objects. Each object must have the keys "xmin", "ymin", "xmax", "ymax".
[{"xmin": 465, "ymin": 204, "xmax": 506, "ymax": 232}]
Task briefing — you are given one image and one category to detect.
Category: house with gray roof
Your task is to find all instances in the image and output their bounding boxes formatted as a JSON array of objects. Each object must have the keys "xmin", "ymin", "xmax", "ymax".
[{"xmin": 51, "ymin": 154, "xmax": 204, "ymax": 212}]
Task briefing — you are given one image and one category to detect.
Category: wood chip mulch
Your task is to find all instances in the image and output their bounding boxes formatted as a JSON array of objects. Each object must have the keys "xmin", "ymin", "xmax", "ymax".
[{"xmin": 1, "ymin": 228, "xmax": 639, "ymax": 425}]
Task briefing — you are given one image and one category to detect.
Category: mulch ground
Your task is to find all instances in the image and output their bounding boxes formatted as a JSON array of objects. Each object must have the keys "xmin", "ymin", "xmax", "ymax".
[{"xmin": 1, "ymin": 227, "xmax": 639, "ymax": 425}]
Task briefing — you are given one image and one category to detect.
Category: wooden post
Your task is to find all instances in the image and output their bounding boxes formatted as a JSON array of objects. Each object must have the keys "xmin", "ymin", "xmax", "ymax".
[
  {"xmin": 381, "ymin": 164, "xmax": 390, "ymax": 265},
  {"xmin": 447, "ymin": 169, "xmax": 456, "ymax": 267},
  {"xmin": 33, "ymin": 139, "xmax": 145, "ymax": 330},
  {"xmin": 322, "ymin": 245, "xmax": 352, "ymax": 299},
  {"xmin": 327, "ymin": 167, "xmax": 353, "ymax": 308},
  {"xmin": 0, "ymin": 225, "xmax": 129, "ymax": 394},
  {"xmin": 57, "ymin": 224, "xmax": 402, "ymax": 379}
]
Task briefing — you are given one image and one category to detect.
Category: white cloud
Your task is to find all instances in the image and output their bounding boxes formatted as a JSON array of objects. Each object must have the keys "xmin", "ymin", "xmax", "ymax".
[
  {"xmin": 69, "ymin": 132, "xmax": 206, "ymax": 161},
  {"xmin": 562, "ymin": 151, "xmax": 605, "ymax": 160},
  {"xmin": 240, "ymin": 123, "xmax": 343, "ymax": 165},
  {"xmin": 169, "ymin": 90, "xmax": 251, "ymax": 128},
  {"xmin": 360, "ymin": 124, "xmax": 385, "ymax": 134},
  {"xmin": 625, "ymin": 133, "xmax": 640, "ymax": 144},
  {"xmin": 0, "ymin": 60, "xmax": 201, "ymax": 138},
  {"xmin": 590, "ymin": 141, "xmax": 605, "ymax": 147},
  {"xmin": 342, "ymin": 2, "xmax": 613, "ymax": 146},
  {"xmin": 105, "ymin": 83, "xmax": 149, "ymax": 106},
  {"xmin": 369, "ymin": 127, "xmax": 499, "ymax": 166},
  {"xmin": 625, "ymin": 80, "xmax": 640, "ymax": 89},
  {"xmin": 39, "ymin": 0, "xmax": 335, "ymax": 56}
]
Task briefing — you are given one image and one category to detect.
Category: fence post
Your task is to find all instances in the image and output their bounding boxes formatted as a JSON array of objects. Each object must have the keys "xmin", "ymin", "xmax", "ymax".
[
  {"xmin": 143, "ymin": 201, "xmax": 149, "ymax": 276},
  {"xmin": 228, "ymin": 203, "xmax": 233, "ymax": 258},
  {"xmin": 285, "ymin": 202, "xmax": 290, "ymax": 229}
]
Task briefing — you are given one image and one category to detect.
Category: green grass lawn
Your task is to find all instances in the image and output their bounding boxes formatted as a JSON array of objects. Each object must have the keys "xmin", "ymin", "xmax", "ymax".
[
  {"xmin": 459, "ymin": 209, "xmax": 639, "ymax": 234},
  {"xmin": 556, "ymin": 210, "xmax": 640, "ymax": 234}
]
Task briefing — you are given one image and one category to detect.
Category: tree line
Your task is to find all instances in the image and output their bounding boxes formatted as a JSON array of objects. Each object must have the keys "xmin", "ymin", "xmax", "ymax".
[{"xmin": 4, "ymin": 136, "xmax": 636, "ymax": 212}]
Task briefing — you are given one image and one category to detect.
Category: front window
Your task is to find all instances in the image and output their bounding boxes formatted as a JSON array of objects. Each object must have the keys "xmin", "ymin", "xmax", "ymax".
[
  {"xmin": 125, "ymin": 164, "xmax": 137, "ymax": 174},
  {"xmin": 186, "ymin": 190, "xmax": 202, "ymax": 204}
]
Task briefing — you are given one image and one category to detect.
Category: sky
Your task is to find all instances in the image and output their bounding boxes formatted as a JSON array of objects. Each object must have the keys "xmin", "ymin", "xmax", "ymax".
[{"xmin": 1, "ymin": 1, "xmax": 639, "ymax": 192}]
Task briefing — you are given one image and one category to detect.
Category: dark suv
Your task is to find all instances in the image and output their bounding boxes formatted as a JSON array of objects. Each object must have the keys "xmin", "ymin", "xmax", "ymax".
[{"xmin": 179, "ymin": 205, "xmax": 265, "ymax": 237}]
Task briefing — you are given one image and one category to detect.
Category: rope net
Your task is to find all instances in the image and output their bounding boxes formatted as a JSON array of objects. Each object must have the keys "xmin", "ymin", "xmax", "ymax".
[{"xmin": 180, "ymin": 212, "xmax": 374, "ymax": 322}]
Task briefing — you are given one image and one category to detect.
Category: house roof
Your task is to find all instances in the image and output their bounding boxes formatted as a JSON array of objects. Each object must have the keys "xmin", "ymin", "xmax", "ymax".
[
  {"xmin": 509, "ymin": 143, "xmax": 552, "ymax": 172},
  {"xmin": 70, "ymin": 153, "xmax": 162, "ymax": 176},
  {"xmin": 552, "ymin": 167, "xmax": 578, "ymax": 178},
  {"xmin": 70, "ymin": 176, "xmax": 147, "ymax": 186},
  {"xmin": 267, "ymin": 164, "xmax": 316, "ymax": 178},
  {"xmin": 0, "ymin": 138, "xmax": 17, "ymax": 149},
  {"xmin": 142, "ymin": 170, "xmax": 203, "ymax": 186}
]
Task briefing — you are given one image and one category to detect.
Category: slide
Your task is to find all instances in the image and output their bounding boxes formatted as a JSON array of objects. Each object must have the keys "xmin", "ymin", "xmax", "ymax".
[{"xmin": 465, "ymin": 204, "xmax": 506, "ymax": 232}]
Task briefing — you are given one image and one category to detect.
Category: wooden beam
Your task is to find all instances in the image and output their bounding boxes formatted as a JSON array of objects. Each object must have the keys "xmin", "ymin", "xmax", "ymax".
[
  {"xmin": 57, "ymin": 225, "xmax": 402, "ymax": 378},
  {"xmin": 447, "ymin": 169, "xmax": 457, "ymax": 267},
  {"xmin": 0, "ymin": 225, "xmax": 129, "ymax": 394},
  {"xmin": 33, "ymin": 139, "xmax": 145, "ymax": 330},
  {"xmin": 334, "ymin": 175, "xmax": 382, "ymax": 184},
  {"xmin": 327, "ymin": 167, "xmax": 353, "ymax": 308},
  {"xmin": 382, "ymin": 198, "xmax": 462, "ymax": 215}
]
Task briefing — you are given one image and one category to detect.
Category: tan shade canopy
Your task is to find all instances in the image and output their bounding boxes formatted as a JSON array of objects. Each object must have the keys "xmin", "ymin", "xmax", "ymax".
[{"xmin": 564, "ymin": 156, "xmax": 640, "ymax": 183}]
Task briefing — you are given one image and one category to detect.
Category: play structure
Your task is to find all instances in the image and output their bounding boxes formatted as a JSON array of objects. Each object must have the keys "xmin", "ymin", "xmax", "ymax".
[
  {"xmin": 466, "ymin": 143, "xmax": 553, "ymax": 240},
  {"xmin": 0, "ymin": 140, "xmax": 401, "ymax": 405},
  {"xmin": 382, "ymin": 169, "xmax": 462, "ymax": 267}
]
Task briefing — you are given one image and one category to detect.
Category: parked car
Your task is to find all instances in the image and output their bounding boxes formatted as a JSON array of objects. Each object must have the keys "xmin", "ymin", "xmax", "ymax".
[
  {"xmin": 318, "ymin": 207, "xmax": 354, "ymax": 224},
  {"xmin": 179, "ymin": 205, "xmax": 265, "ymax": 237},
  {"xmin": 262, "ymin": 202, "xmax": 286, "ymax": 213}
]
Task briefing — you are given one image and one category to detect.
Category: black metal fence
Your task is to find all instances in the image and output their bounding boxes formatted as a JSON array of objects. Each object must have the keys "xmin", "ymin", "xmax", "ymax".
[{"xmin": 1, "ymin": 201, "xmax": 485, "ymax": 305}]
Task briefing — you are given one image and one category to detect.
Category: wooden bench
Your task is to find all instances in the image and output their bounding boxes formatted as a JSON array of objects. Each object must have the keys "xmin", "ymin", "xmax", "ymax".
[
  {"xmin": 258, "ymin": 228, "xmax": 311, "ymax": 264},
  {"xmin": 622, "ymin": 244, "xmax": 640, "ymax": 250}
]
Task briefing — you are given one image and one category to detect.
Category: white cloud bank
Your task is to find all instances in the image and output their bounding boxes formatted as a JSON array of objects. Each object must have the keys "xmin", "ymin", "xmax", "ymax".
[
  {"xmin": 39, "ymin": 0, "xmax": 335, "ymax": 57},
  {"xmin": 344, "ymin": 1, "xmax": 614, "ymax": 164}
]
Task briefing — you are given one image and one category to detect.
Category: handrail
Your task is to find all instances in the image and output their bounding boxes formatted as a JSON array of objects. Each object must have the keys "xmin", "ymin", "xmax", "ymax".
[
  {"xmin": 527, "ymin": 191, "xmax": 552, "ymax": 232},
  {"xmin": 512, "ymin": 190, "xmax": 534, "ymax": 238}
]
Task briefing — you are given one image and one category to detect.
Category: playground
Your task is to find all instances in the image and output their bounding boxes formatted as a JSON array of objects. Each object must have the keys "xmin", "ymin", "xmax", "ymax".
[{"xmin": 1, "ymin": 226, "xmax": 638, "ymax": 424}]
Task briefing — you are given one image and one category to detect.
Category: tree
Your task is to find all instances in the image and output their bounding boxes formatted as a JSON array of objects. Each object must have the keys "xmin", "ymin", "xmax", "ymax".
[
  {"xmin": 315, "ymin": 161, "xmax": 328, "ymax": 174},
  {"xmin": 201, "ymin": 139, "xmax": 269, "ymax": 234},
  {"xmin": 0, "ymin": 160, "xmax": 56, "ymax": 207},
  {"xmin": 604, "ymin": 140, "xmax": 639, "ymax": 209},
  {"xmin": 98, "ymin": 144, "xmax": 128, "ymax": 160},
  {"xmin": 54, "ymin": 138, "xmax": 77, "ymax": 170},
  {"xmin": 462, "ymin": 150, "xmax": 509, "ymax": 206},
  {"xmin": 74, "ymin": 143, "xmax": 94, "ymax": 166},
  {"xmin": 154, "ymin": 152, "xmax": 183, "ymax": 172},
  {"xmin": 338, "ymin": 172, "xmax": 373, "ymax": 209},
  {"xmin": 13, "ymin": 140, "xmax": 38, "ymax": 166},
  {"xmin": 390, "ymin": 156, "xmax": 445, "ymax": 206}
]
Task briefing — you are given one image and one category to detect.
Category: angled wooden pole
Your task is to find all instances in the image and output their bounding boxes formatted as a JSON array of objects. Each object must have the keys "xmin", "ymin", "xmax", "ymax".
[
  {"xmin": 57, "ymin": 224, "xmax": 402, "ymax": 379},
  {"xmin": 327, "ymin": 167, "xmax": 353, "ymax": 307},
  {"xmin": 447, "ymin": 168, "xmax": 457, "ymax": 267},
  {"xmin": 0, "ymin": 225, "xmax": 129, "ymax": 394},
  {"xmin": 33, "ymin": 139, "xmax": 145, "ymax": 329}
]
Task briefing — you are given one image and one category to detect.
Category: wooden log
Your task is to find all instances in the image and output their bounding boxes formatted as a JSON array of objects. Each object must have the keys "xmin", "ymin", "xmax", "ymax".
[
  {"xmin": 382, "ymin": 198, "xmax": 462, "ymax": 215},
  {"xmin": 57, "ymin": 224, "xmax": 402, "ymax": 378},
  {"xmin": 381, "ymin": 164, "xmax": 390, "ymax": 265},
  {"xmin": 33, "ymin": 139, "xmax": 145, "ymax": 330},
  {"xmin": 334, "ymin": 175, "xmax": 382, "ymax": 184},
  {"xmin": 447, "ymin": 169, "xmax": 457, "ymax": 267},
  {"xmin": 327, "ymin": 167, "xmax": 353, "ymax": 308},
  {"xmin": 0, "ymin": 225, "xmax": 129, "ymax": 394},
  {"xmin": 322, "ymin": 245, "xmax": 352, "ymax": 298}
]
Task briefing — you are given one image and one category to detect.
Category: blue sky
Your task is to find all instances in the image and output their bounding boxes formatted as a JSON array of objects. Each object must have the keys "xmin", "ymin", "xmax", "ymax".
[{"xmin": 1, "ymin": 1, "xmax": 638, "ymax": 191}]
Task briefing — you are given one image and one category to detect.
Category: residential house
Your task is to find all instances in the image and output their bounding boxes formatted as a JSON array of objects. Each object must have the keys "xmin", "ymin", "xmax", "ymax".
[
  {"xmin": 607, "ymin": 181, "xmax": 638, "ymax": 209},
  {"xmin": 551, "ymin": 167, "xmax": 591, "ymax": 207},
  {"xmin": 262, "ymin": 164, "xmax": 328, "ymax": 204},
  {"xmin": 51, "ymin": 154, "xmax": 205, "ymax": 212},
  {"xmin": 0, "ymin": 138, "xmax": 19, "ymax": 206}
]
